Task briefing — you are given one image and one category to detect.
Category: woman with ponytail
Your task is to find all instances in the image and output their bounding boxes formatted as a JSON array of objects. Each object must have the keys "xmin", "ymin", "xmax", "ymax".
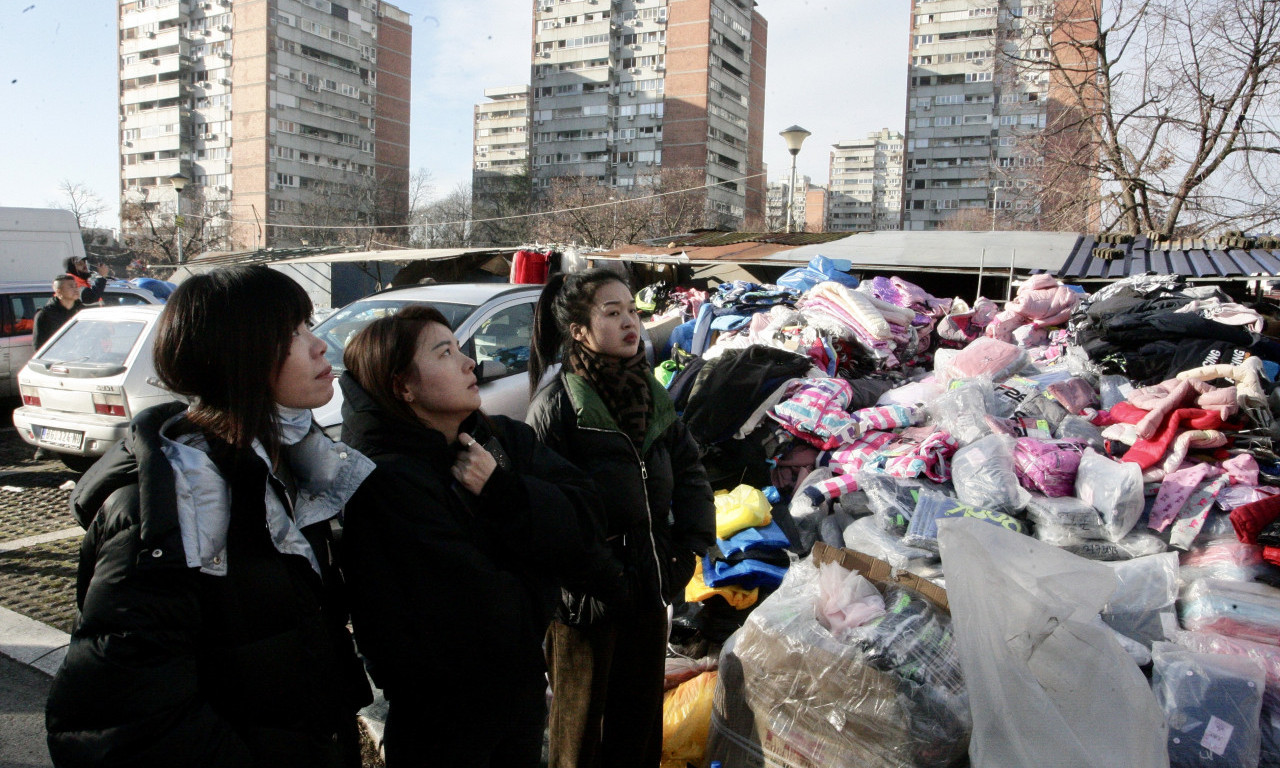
[{"xmin": 526, "ymin": 269, "xmax": 715, "ymax": 768}]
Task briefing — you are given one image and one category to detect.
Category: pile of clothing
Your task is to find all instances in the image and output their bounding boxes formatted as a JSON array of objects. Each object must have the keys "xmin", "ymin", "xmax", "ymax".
[{"xmin": 646, "ymin": 264, "xmax": 1280, "ymax": 768}]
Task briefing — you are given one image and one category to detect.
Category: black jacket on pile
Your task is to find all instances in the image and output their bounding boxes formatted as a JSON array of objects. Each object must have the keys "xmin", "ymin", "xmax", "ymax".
[
  {"xmin": 337, "ymin": 373, "xmax": 612, "ymax": 710},
  {"xmin": 526, "ymin": 372, "xmax": 716, "ymax": 613},
  {"xmin": 32, "ymin": 297, "xmax": 83, "ymax": 350},
  {"xmin": 45, "ymin": 402, "xmax": 371, "ymax": 768}
]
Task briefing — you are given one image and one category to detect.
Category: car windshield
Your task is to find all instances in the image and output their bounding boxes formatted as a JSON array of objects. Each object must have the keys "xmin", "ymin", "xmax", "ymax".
[
  {"xmin": 311, "ymin": 298, "xmax": 476, "ymax": 371},
  {"xmin": 38, "ymin": 319, "xmax": 147, "ymax": 368}
]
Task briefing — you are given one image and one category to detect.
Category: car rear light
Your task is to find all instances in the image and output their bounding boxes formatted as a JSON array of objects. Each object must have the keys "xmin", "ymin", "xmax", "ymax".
[
  {"xmin": 19, "ymin": 384, "xmax": 40, "ymax": 407},
  {"xmin": 93, "ymin": 392, "xmax": 128, "ymax": 418}
]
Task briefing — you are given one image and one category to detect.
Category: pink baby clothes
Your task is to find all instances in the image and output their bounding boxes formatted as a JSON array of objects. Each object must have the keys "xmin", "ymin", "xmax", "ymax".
[
  {"xmin": 1223, "ymin": 453, "xmax": 1260, "ymax": 486},
  {"xmin": 1150, "ymin": 463, "xmax": 1214, "ymax": 532}
]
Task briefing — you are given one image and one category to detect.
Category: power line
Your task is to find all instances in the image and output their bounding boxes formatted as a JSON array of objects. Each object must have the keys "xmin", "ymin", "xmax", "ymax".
[{"xmin": 177, "ymin": 171, "xmax": 768, "ymax": 231}]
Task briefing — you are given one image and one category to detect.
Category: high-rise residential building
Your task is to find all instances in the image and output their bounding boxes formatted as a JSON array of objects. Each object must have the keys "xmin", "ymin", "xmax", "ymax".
[
  {"xmin": 765, "ymin": 176, "xmax": 820, "ymax": 231},
  {"xmin": 528, "ymin": 0, "xmax": 767, "ymax": 227},
  {"xmin": 827, "ymin": 129, "xmax": 904, "ymax": 232},
  {"xmin": 902, "ymin": 0, "xmax": 1096, "ymax": 230},
  {"xmin": 117, "ymin": 0, "xmax": 412, "ymax": 251},
  {"xmin": 471, "ymin": 85, "xmax": 533, "ymax": 245}
]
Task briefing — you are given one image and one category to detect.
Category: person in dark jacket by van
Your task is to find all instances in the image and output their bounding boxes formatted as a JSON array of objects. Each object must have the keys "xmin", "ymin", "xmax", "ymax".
[
  {"xmin": 32, "ymin": 275, "xmax": 84, "ymax": 350},
  {"xmin": 526, "ymin": 269, "xmax": 716, "ymax": 768},
  {"xmin": 339, "ymin": 305, "xmax": 617, "ymax": 768},
  {"xmin": 45, "ymin": 266, "xmax": 374, "ymax": 768},
  {"xmin": 63, "ymin": 256, "xmax": 108, "ymax": 305}
]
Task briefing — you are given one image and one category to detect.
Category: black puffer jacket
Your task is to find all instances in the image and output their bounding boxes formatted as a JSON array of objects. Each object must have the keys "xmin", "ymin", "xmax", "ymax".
[
  {"xmin": 45, "ymin": 402, "xmax": 371, "ymax": 768},
  {"xmin": 338, "ymin": 373, "xmax": 613, "ymax": 706},
  {"xmin": 526, "ymin": 372, "xmax": 716, "ymax": 612}
]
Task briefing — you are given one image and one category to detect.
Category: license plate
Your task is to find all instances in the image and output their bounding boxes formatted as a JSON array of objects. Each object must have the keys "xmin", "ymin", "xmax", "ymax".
[{"xmin": 38, "ymin": 427, "xmax": 84, "ymax": 450}]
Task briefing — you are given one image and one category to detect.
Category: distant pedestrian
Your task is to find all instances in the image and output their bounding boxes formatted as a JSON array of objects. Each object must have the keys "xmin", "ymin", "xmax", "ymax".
[
  {"xmin": 527, "ymin": 269, "xmax": 716, "ymax": 768},
  {"xmin": 45, "ymin": 265, "xmax": 374, "ymax": 768},
  {"xmin": 32, "ymin": 275, "xmax": 83, "ymax": 350},
  {"xmin": 338, "ymin": 305, "xmax": 619, "ymax": 768},
  {"xmin": 63, "ymin": 256, "xmax": 108, "ymax": 304}
]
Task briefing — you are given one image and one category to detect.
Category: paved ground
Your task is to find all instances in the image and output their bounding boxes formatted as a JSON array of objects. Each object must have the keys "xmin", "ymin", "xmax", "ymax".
[{"xmin": 0, "ymin": 654, "xmax": 53, "ymax": 768}]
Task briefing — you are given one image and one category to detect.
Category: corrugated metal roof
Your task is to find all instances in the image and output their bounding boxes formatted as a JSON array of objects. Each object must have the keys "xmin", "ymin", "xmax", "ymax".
[
  {"xmin": 1053, "ymin": 235, "xmax": 1280, "ymax": 281},
  {"xmin": 644, "ymin": 231, "xmax": 853, "ymax": 248}
]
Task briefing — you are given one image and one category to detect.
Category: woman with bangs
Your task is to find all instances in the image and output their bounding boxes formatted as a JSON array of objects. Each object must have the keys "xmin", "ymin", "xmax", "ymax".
[
  {"xmin": 338, "ymin": 304, "xmax": 617, "ymax": 767},
  {"xmin": 46, "ymin": 265, "xmax": 374, "ymax": 768}
]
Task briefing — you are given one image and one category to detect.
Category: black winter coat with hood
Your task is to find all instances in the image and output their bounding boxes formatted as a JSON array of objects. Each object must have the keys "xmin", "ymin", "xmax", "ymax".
[
  {"xmin": 44, "ymin": 402, "xmax": 372, "ymax": 768},
  {"xmin": 337, "ymin": 373, "xmax": 615, "ymax": 708},
  {"xmin": 526, "ymin": 371, "xmax": 716, "ymax": 614}
]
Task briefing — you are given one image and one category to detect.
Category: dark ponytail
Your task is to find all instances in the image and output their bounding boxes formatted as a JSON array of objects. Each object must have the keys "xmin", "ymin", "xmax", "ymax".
[{"xmin": 528, "ymin": 268, "xmax": 630, "ymax": 395}]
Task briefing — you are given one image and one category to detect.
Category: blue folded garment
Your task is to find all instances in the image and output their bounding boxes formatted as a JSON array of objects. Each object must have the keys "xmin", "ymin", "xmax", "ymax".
[
  {"xmin": 702, "ymin": 553, "xmax": 788, "ymax": 590},
  {"xmin": 717, "ymin": 520, "xmax": 790, "ymax": 558},
  {"xmin": 709, "ymin": 313, "xmax": 752, "ymax": 332}
]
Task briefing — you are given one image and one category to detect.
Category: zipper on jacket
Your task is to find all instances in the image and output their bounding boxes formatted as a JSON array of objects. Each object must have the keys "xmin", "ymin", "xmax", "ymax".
[{"xmin": 578, "ymin": 425, "xmax": 666, "ymax": 606}]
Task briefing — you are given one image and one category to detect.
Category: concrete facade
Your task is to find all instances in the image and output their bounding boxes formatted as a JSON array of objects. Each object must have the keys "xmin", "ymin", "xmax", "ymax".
[
  {"xmin": 902, "ymin": 0, "xmax": 1094, "ymax": 230},
  {"xmin": 528, "ymin": 0, "xmax": 766, "ymax": 227},
  {"xmin": 827, "ymin": 129, "xmax": 904, "ymax": 233},
  {"xmin": 472, "ymin": 86, "xmax": 532, "ymax": 194},
  {"xmin": 117, "ymin": 0, "xmax": 411, "ymax": 250}
]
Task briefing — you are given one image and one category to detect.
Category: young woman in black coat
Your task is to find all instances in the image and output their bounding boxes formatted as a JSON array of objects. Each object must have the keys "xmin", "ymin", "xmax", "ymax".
[
  {"xmin": 45, "ymin": 266, "xmax": 374, "ymax": 768},
  {"xmin": 338, "ymin": 305, "xmax": 619, "ymax": 768},
  {"xmin": 526, "ymin": 269, "xmax": 716, "ymax": 768}
]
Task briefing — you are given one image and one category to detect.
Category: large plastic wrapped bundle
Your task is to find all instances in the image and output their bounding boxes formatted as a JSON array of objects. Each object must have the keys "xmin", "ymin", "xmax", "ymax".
[
  {"xmin": 936, "ymin": 517, "xmax": 1169, "ymax": 768},
  {"xmin": 705, "ymin": 558, "xmax": 968, "ymax": 768},
  {"xmin": 950, "ymin": 433, "xmax": 1030, "ymax": 515}
]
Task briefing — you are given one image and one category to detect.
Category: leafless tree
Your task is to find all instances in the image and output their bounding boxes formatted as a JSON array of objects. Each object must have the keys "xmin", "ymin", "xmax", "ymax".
[
  {"xmin": 120, "ymin": 187, "xmax": 232, "ymax": 265},
  {"xmin": 530, "ymin": 167, "xmax": 712, "ymax": 247},
  {"xmin": 51, "ymin": 180, "xmax": 110, "ymax": 234},
  {"xmin": 412, "ymin": 182, "xmax": 473, "ymax": 248},
  {"xmin": 1027, "ymin": 0, "xmax": 1280, "ymax": 236},
  {"xmin": 471, "ymin": 171, "xmax": 535, "ymax": 246}
]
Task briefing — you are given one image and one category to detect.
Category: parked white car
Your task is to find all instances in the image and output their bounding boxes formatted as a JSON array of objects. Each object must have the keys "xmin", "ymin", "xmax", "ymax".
[
  {"xmin": 12, "ymin": 304, "xmax": 177, "ymax": 471},
  {"xmin": 0, "ymin": 280, "xmax": 163, "ymax": 398}
]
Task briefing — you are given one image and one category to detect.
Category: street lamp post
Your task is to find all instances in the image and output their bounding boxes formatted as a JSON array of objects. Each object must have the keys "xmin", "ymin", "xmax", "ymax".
[
  {"xmin": 779, "ymin": 125, "xmax": 811, "ymax": 233},
  {"xmin": 169, "ymin": 172, "xmax": 190, "ymax": 264}
]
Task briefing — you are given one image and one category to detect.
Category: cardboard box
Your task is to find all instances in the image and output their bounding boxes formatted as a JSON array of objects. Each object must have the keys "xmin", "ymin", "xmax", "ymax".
[{"xmin": 811, "ymin": 541, "xmax": 950, "ymax": 613}]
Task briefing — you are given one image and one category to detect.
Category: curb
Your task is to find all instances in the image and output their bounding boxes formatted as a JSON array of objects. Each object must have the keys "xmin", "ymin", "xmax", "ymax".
[{"xmin": 0, "ymin": 605, "xmax": 69, "ymax": 678}]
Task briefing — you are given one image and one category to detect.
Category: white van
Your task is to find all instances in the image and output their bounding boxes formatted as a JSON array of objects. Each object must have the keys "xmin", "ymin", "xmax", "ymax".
[
  {"xmin": 0, "ymin": 207, "xmax": 86, "ymax": 282},
  {"xmin": 12, "ymin": 305, "xmax": 179, "ymax": 471}
]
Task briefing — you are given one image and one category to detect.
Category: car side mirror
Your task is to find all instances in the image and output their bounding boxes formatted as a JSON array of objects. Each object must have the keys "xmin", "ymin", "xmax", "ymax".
[{"xmin": 476, "ymin": 359, "xmax": 509, "ymax": 384}]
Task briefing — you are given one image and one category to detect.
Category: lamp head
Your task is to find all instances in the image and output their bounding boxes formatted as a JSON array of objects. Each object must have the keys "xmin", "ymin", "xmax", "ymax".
[
  {"xmin": 168, "ymin": 172, "xmax": 190, "ymax": 192},
  {"xmin": 780, "ymin": 125, "xmax": 811, "ymax": 156}
]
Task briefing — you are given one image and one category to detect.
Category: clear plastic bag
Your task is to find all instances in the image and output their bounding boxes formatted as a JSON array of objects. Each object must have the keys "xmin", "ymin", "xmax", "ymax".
[
  {"xmin": 816, "ymin": 561, "xmax": 886, "ymax": 638},
  {"xmin": 1059, "ymin": 530, "xmax": 1168, "ymax": 561},
  {"xmin": 1152, "ymin": 642, "xmax": 1265, "ymax": 768},
  {"xmin": 859, "ymin": 471, "xmax": 931, "ymax": 536},
  {"xmin": 905, "ymin": 487, "xmax": 1027, "ymax": 552},
  {"xmin": 1025, "ymin": 494, "xmax": 1106, "ymax": 539},
  {"xmin": 1180, "ymin": 537, "xmax": 1269, "ymax": 585},
  {"xmin": 842, "ymin": 515, "xmax": 939, "ymax": 575},
  {"xmin": 925, "ymin": 378, "xmax": 995, "ymax": 446},
  {"xmin": 1180, "ymin": 578, "xmax": 1280, "ymax": 646},
  {"xmin": 1075, "ymin": 449, "xmax": 1145, "ymax": 542},
  {"xmin": 950, "ymin": 433, "xmax": 1030, "ymax": 515},
  {"xmin": 1056, "ymin": 415, "xmax": 1106, "ymax": 451},
  {"xmin": 936, "ymin": 517, "xmax": 1169, "ymax": 768},
  {"xmin": 1101, "ymin": 552, "xmax": 1180, "ymax": 647}
]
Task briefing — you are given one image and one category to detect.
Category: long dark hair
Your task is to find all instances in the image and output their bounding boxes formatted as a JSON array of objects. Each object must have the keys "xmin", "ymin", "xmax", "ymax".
[
  {"xmin": 343, "ymin": 304, "xmax": 452, "ymax": 425},
  {"xmin": 529, "ymin": 268, "xmax": 629, "ymax": 395},
  {"xmin": 153, "ymin": 265, "xmax": 312, "ymax": 455}
]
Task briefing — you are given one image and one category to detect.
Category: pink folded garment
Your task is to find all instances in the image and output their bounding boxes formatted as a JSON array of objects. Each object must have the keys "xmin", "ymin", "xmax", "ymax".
[
  {"xmin": 946, "ymin": 337, "xmax": 1028, "ymax": 382},
  {"xmin": 1013, "ymin": 438, "xmax": 1087, "ymax": 497},
  {"xmin": 1046, "ymin": 378, "xmax": 1098, "ymax": 415}
]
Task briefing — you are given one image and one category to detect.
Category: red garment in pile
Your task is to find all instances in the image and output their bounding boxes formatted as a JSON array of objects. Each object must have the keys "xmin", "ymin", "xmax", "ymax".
[
  {"xmin": 1105, "ymin": 402, "xmax": 1232, "ymax": 469},
  {"xmin": 511, "ymin": 250, "xmax": 550, "ymax": 284}
]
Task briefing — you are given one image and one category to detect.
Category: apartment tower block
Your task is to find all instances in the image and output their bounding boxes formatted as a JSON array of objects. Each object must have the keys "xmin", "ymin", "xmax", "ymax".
[
  {"xmin": 529, "ymin": 0, "xmax": 767, "ymax": 227},
  {"xmin": 827, "ymin": 129, "xmax": 905, "ymax": 232},
  {"xmin": 902, "ymin": 0, "xmax": 1094, "ymax": 230},
  {"xmin": 117, "ymin": 0, "xmax": 411, "ymax": 250}
]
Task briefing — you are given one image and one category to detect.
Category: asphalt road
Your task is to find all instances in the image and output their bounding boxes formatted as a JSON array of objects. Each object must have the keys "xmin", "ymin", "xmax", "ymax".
[{"xmin": 0, "ymin": 650, "xmax": 53, "ymax": 768}]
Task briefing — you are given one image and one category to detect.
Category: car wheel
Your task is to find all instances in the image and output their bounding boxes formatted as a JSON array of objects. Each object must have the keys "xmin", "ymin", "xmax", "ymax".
[{"xmin": 59, "ymin": 454, "xmax": 99, "ymax": 474}]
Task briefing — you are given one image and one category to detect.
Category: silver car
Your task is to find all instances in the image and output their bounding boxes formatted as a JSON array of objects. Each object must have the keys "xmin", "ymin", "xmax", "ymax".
[{"xmin": 310, "ymin": 282, "xmax": 545, "ymax": 436}]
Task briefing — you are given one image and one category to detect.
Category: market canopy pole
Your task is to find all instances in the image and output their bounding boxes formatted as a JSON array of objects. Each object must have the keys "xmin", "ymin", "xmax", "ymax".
[
  {"xmin": 976, "ymin": 248, "xmax": 986, "ymax": 302},
  {"xmin": 1006, "ymin": 248, "xmax": 1016, "ymax": 301}
]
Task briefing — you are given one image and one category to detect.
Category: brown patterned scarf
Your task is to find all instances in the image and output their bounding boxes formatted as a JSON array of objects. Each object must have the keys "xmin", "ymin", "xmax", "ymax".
[{"xmin": 567, "ymin": 340, "xmax": 652, "ymax": 448}]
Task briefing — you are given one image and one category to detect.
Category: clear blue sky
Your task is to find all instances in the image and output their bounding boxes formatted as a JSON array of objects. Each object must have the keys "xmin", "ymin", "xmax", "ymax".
[{"xmin": 0, "ymin": 0, "xmax": 908, "ymax": 230}]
